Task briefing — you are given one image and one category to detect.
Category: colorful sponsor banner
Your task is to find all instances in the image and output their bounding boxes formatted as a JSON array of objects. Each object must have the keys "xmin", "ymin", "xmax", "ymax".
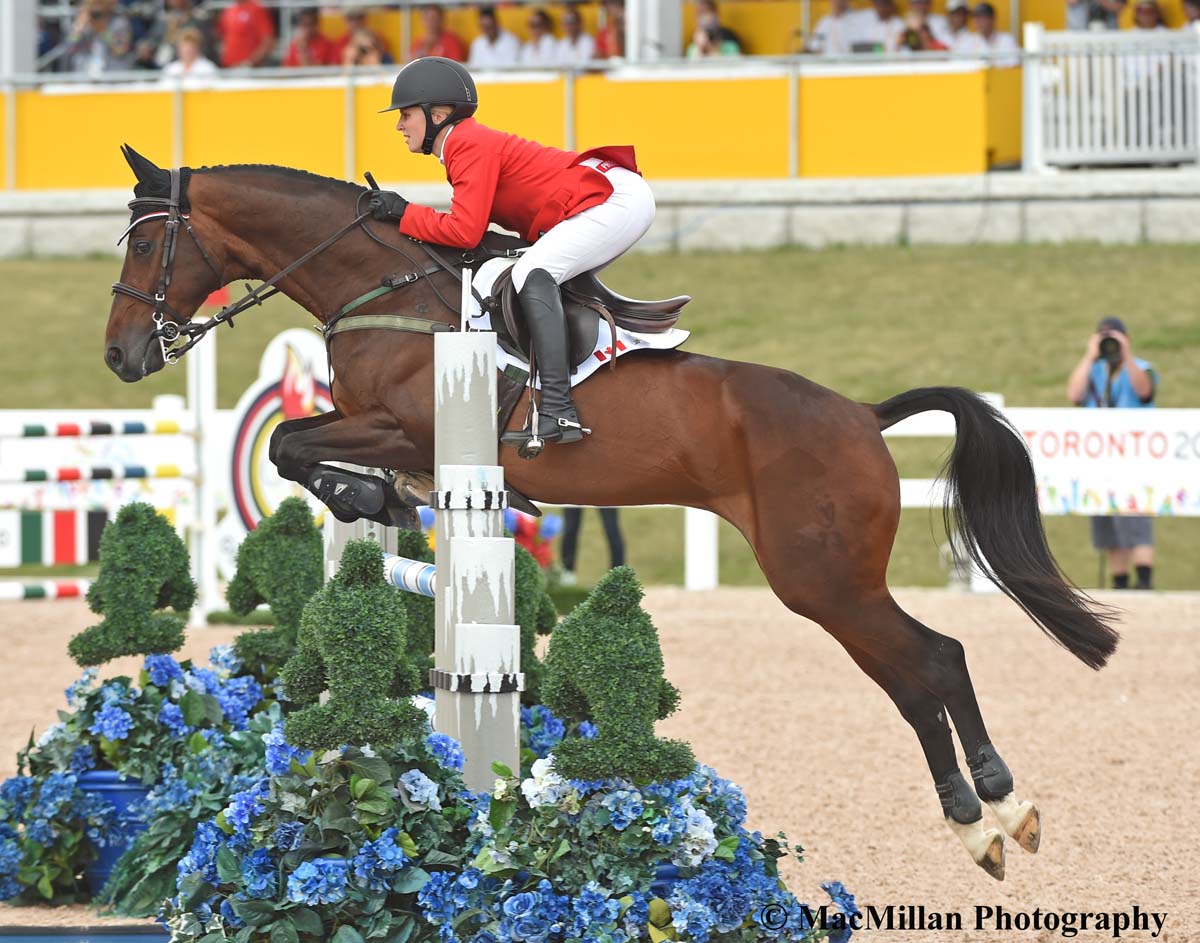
[{"xmin": 1006, "ymin": 408, "xmax": 1200, "ymax": 516}]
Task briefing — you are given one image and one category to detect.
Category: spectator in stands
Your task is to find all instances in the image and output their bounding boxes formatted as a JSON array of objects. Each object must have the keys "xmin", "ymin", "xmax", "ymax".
[
  {"xmin": 216, "ymin": 0, "xmax": 275, "ymax": 67},
  {"xmin": 909, "ymin": 0, "xmax": 951, "ymax": 43},
  {"xmin": 1184, "ymin": 0, "xmax": 1200, "ymax": 23},
  {"xmin": 410, "ymin": 5, "xmax": 467, "ymax": 62},
  {"xmin": 335, "ymin": 8, "xmax": 393, "ymax": 64},
  {"xmin": 696, "ymin": 0, "xmax": 743, "ymax": 51},
  {"xmin": 146, "ymin": 0, "xmax": 213, "ymax": 68},
  {"xmin": 131, "ymin": 37, "xmax": 159, "ymax": 69},
  {"xmin": 945, "ymin": 0, "xmax": 972, "ymax": 48},
  {"xmin": 857, "ymin": 0, "xmax": 905, "ymax": 50},
  {"xmin": 687, "ymin": 23, "xmax": 741, "ymax": 56},
  {"xmin": 898, "ymin": 12, "xmax": 948, "ymax": 48},
  {"xmin": 809, "ymin": 0, "xmax": 868, "ymax": 54},
  {"xmin": 1066, "ymin": 317, "xmax": 1158, "ymax": 590},
  {"xmin": 66, "ymin": 0, "xmax": 133, "ymax": 73},
  {"xmin": 520, "ymin": 9, "xmax": 559, "ymax": 65},
  {"xmin": 343, "ymin": 28, "xmax": 392, "ymax": 66},
  {"xmin": 468, "ymin": 5, "xmax": 521, "ymax": 66},
  {"xmin": 1066, "ymin": 0, "xmax": 1126, "ymax": 29},
  {"xmin": 559, "ymin": 508, "xmax": 626, "ymax": 587},
  {"xmin": 594, "ymin": 0, "xmax": 626, "ymax": 57},
  {"xmin": 283, "ymin": 8, "xmax": 337, "ymax": 66},
  {"xmin": 956, "ymin": 2, "xmax": 1019, "ymax": 64},
  {"xmin": 557, "ymin": 5, "xmax": 596, "ymax": 64},
  {"xmin": 162, "ymin": 25, "xmax": 218, "ymax": 79},
  {"xmin": 1133, "ymin": 0, "xmax": 1165, "ymax": 28}
]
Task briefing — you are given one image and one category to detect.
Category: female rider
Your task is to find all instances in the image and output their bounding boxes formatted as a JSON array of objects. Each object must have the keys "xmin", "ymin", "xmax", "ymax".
[{"xmin": 366, "ymin": 56, "xmax": 656, "ymax": 450}]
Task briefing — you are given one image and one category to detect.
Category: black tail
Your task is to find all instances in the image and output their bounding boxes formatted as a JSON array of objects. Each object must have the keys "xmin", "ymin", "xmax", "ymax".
[{"xmin": 874, "ymin": 386, "xmax": 1119, "ymax": 670}]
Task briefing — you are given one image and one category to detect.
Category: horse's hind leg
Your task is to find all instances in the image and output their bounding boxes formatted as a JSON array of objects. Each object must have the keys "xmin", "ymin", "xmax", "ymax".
[{"xmin": 834, "ymin": 634, "xmax": 1007, "ymax": 879}]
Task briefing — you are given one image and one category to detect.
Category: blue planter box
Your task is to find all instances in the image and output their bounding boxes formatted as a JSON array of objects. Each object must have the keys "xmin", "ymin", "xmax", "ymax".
[{"xmin": 76, "ymin": 770, "xmax": 152, "ymax": 896}]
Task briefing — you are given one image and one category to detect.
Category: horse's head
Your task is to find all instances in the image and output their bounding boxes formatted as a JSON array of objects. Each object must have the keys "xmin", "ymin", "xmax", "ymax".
[{"xmin": 105, "ymin": 145, "xmax": 224, "ymax": 381}]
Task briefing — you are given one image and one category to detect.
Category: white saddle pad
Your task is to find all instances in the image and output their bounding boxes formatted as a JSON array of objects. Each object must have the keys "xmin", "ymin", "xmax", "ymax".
[{"xmin": 465, "ymin": 257, "xmax": 690, "ymax": 391}]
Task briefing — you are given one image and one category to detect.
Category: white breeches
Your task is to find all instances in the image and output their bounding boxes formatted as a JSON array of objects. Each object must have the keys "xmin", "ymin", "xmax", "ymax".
[{"xmin": 511, "ymin": 160, "xmax": 656, "ymax": 292}]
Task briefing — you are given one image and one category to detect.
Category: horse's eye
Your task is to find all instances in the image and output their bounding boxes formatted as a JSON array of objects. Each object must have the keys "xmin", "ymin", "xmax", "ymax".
[{"xmin": 133, "ymin": 240, "xmax": 153, "ymax": 256}]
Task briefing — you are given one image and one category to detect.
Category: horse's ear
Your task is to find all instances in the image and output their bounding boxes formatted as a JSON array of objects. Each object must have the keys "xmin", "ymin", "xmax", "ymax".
[{"xmin": 120, "ymin": 144, "xmax": 167, "ymax": 187}]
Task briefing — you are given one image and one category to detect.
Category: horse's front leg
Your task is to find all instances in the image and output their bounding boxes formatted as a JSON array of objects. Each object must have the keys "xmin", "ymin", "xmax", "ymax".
[
  {"xmin": 270, "ymin": 412, "xmax": 342, "ymax": 480},
  {"xmin": 275, "ymin": 411, "xmax": 429, "ymax": 528}
]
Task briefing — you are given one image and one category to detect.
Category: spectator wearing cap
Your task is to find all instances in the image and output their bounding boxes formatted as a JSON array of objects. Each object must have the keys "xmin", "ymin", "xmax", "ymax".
[
  {"xmin": 955, "ymin": 2, "xmax": 1018, "ymax": 64},
  {"xmin": 856, "ymin": 0, "xmax": 906, "ymax": 51},
  {"xmin": 809, "ymin": 0, "xmax": 870, "ymax": 53},
  {"xmin": 410, "ymin": 4, "xmax": 467, "ymax": 62},
  {"xmin": 215, "ymin": 0, "xmax": 275, "ymax": 67},
  {"xmin": 283, "ymin": 8, "xmax": 338, "ymax": 66},
  {"xmin": 1066, "ymin": 317, "xmax": 1158, "ymax": 590},
  {"xmin": 1066, "ymin": 0, "xmax": 1126, "ymax": 29},
  {"xmin": 335, "ymin": 9, "xmax": 393, "ymax": 64},
  {"xmin": 520, "ymin": 8, "xmax": 559, "ymax": 65},
  {"xmin": 945, "ymin": 0, "xmax": 972, "ymax": 48},
  {"xmin": 468, "ymin": 5, "xmax": 521, "ymax": 66},
  {"xmin": 556, "ymin": 5, "xmax": 595, "ymax": 64}
]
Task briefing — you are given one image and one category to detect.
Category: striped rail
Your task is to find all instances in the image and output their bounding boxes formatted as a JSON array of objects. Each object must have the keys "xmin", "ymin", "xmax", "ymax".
[
  {"xmin": 0, "ymin": 420, "xmax": 186, "ymax": 439},
  {"xmin": 0, "ymin": 508, "xmax": 109, "ymax": 567},
  {"xmin": 383, "ymin": 554, "xmax": 437, "ymax": 597},
  {"xmin": 0, "ymin": 579, "xmax": 91, "ymax": 601},
  {"xmin": 0, "ymin": 465, "xmax": 188, "ymax": 484}
]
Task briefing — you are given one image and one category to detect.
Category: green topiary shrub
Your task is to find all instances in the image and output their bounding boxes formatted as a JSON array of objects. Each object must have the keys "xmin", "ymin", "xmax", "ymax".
[
  {"xmin": 226, "ymin": 497, "xmax": 323, "ymax": 675},
  {"xmin": 540, "ymin": 566, "xmax": 693, "ymax": 784},
  {"xmin": 280, "ymin": 540, "xmax": 427, "ymax": 751},
  {"xmin": 68, "ymin": 502, "xmax": 195, "ymax": 667},
  {"xmin": 513, "ymin": 541, "xmax": 557, "ymax": 705}
]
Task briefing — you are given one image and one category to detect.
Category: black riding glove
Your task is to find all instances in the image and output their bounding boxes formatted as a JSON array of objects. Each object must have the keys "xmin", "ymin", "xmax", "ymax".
[{"xmin": 368, "ymin": 190, "xmax": 408, "ymax": 223}]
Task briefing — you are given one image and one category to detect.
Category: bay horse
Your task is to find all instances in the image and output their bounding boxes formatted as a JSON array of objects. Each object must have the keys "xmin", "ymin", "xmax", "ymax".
[{"xmin": 104, "ymin": 147, "xmax": 1118, "ymax": 880}]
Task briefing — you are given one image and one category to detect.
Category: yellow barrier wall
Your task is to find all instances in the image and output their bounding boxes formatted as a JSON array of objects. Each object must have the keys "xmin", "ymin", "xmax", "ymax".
[
  {"xmin": 182, "ymin": 86, "xmax": 343, "ymax": 174},
  {"xmin": 0, "ymin": 94, "xmax": 7, "ymax": 187},
  {"xmin": 15, "ymin": 89, "xmax": 173, "ymax": 190},
  {"xmin": 986, "ymin": 66, "xmax": 1022, "ymax": 166},
  {"xmin": 799, "ymin": 67, "xmax": 988, "ymax": 175},
  {"xmin": 575, "ymin": 73, "xmax": 790, "ymax": 177}
]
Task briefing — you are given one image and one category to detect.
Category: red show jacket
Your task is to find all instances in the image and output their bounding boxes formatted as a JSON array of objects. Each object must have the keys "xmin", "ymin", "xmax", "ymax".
[{"xmin": 398, "ymin": 118, "xmax": 639, "ymax": 249}]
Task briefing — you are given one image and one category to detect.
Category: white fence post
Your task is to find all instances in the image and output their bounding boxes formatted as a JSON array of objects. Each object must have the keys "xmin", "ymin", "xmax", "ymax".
[
  {"xmin": 684, "ymin": 508, "xmax": 719, "ymax": 590},
  {"xmin": 187, "ymin": 326, "xmax": 220, "ymax": 622},
  {"xmin": 1023, "ymin": 23, "xmax": 1046, "ymax": 174}
]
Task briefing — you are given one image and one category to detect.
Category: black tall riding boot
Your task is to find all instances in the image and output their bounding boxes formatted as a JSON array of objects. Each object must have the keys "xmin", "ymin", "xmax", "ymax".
[{"xmin": 501, "ymin": 268, "xmax": 587, "ymax": 448}]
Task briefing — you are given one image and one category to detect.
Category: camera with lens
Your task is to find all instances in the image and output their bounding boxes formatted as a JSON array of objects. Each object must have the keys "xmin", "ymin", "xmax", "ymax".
[{"xmin": 1098, "ymin": 334, "xmax": 1121, "ymax": 361}]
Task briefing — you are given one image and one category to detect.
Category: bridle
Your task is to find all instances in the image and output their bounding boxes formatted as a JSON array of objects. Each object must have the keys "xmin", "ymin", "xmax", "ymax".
[{"xmin": 111, "ymin": 166, "xmax": 377, "ymax": 367}]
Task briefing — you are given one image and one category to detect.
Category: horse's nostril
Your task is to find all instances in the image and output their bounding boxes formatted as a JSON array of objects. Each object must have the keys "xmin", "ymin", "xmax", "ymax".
[{"xmin": 106, "ymin": 346, "xmax": 124, "ymax": 370}]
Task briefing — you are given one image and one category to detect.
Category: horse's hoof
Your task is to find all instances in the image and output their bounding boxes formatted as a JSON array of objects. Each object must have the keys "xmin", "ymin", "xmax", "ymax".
[
  {"xmin": 978, "ymin": 829, "xmax": 1006, "ymax": 881},
  {"xmin": 986, "ymin": 794, "xmax": 1041, "ymax": 854}
]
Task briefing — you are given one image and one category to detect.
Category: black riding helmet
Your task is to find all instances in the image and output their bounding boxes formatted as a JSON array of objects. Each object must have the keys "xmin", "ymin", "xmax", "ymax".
[{"xmin": 381, "ymin": 57, "xmax": 478, "ymax": 155}]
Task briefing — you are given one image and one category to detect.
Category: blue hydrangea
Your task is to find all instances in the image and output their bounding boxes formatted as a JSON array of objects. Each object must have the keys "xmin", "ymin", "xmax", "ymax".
[
  {"xmin": 225, "ymin": 780, "xmax": 269, "ymax": 837},
  {"xmin": 426, "ymin": 732, "xmax": 464, "ymax": 772},
  {"xmin": 622, "ymin": 891, "xmax": 650, "ymax": 937},
  {"xmin": 89, "ymin": 704, "xmax": 134, "ymax": 741},
  {"xmin": 217, "ymin": 676, "xmax": 263, "ymax": 730},
  {"xmin": 241, "ymin": 847, "xmax": 277, "ymax": 899},
  {"xmin": 286, "ymin": 859, "xmax": 349, "ymax": 905},
  {"xmin": 0, "ymin": 777, "xmax": 34, "ymax": 819},
  {"xmin": 352, "ymin": 827, "xmax": 409, "ymax": 892},
  {"xmin": 26, "ymin": 819, "xmax": 54, "ymax": 846},
  {"xmin": 521, "ymin": 706, "xmax": 567, "ymax": 758},
  {"xmin": 33, "ymin": 773, "xmax": 77, "ymax": 820},
  {"xmin": 201, "ymin": 729, "xmax": 226, "ymax": 749},
  {"xmin": 273, "ymin": 821, "xmax": 305, "ymax": 852},
  {"xmin": 263, "ymin": 724, "xmax": 311, "ymax": 776},
  {"xmin": 144, "ymin": 653, "xmax": 185, "ymax": 688},
  {"xmin": 69, "ymin": 745, "xmax": 95, "ymax": 775},
  {"xmin": 601, "ymin": 788, "xmax": 645, "ymax": 831},
  {"xmin": 417, "ymin": 869, "xmax": 494, "ymax": 943},
  {"xmin": 219, "ymin": 896, "xmax": 245, "ymax": 929},
  {"xmin": 99, "ymin": 681, "xmax": 133, "ymax": 706},
  {"xmin": 570, "ymin": 883, "xmax": 622, "ymax": 941},
  {"xmin": 822, "ymin": 880, "xmax": 860, "ymax": 943},
  {"xmin": 578, "ymin": 721, "xmax": 598, "ymax": 740},
  {"xmin": 185, "ymin": 668, "xmax": 222, "ymax": 696},
  {"xmin": 158, "ymin": 702, "xmax": 190, "ymax": 737},
  {"xmin": 0, "ymin": 831, "xmax": 23, "ymax": 901},
  {"xmin": 399, "ymin": 769, "xmax": 441, "ymax": 810},
  {"xmin": 208, "ymin": 644, "xmax": 243, "ymax": 674},
  {"xmin": 64, "ymin": 668, "xmax": 98, "ymax": 708},
  {"xmin": 670, "ymin": 896, "xmax": 717, "ymax": 943},
  {"xmin": 498, "ymin": 881, "xmax": 569, "ymax": 943},
  {"xmin": 177, "ymin": 820, "xmax": 226, "ymax": 884},
  {"xmin": 145, "ymin": 764, "xmax": 198, "ymax": 816}
]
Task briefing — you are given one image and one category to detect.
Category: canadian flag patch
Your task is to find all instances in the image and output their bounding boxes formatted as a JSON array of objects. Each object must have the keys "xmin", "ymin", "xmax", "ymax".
[{"xmin": 593, "ymin": 340, "xmax": 628, "ymax": 363}]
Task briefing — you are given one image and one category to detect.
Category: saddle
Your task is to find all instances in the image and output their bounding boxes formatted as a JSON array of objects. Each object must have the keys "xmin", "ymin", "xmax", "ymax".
[{"xmin": 471, "ymin": 233, "xmax": 691, "ymax": 370}]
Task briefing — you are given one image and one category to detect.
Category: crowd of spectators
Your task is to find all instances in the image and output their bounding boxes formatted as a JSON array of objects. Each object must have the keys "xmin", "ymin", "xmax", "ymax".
[{"xmin": 37, "ymin": 0, "xmax": 1197, "ymax": 78}]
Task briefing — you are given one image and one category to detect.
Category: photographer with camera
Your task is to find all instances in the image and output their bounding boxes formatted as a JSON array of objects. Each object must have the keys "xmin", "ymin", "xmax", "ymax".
[
  {"xmin": 66, "ymin": 0, "xmax": 133, "ymax": 74},
  {"xmin": 1067, "ymin": 316, "xmax": 1158, "ymax": 590}
]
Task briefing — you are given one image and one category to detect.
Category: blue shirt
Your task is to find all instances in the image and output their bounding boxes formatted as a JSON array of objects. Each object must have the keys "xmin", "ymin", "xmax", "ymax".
[{"xmin": 1082, "ymin": 357, "xmax": 1157, "ymax": 408}]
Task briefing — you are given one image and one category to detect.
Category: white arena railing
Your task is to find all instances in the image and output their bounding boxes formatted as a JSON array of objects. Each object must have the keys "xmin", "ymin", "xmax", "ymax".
[{"xmin": 1023, "ymin": 22, "xmax": 1200, "ymax": 171}]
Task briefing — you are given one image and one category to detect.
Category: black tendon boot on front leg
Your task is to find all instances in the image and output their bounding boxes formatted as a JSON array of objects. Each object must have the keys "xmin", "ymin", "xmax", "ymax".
[{"xmin": 501, "ymin": 268, "xmax": 589, "ymax": 456}]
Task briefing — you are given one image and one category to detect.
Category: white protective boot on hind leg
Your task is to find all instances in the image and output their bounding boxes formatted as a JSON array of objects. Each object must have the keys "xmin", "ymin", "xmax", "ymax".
[
  {"xmin": 986, "ymin": 793, "xmax": 1041, "ymax": 854},
  {"xmin": 937, "ymin": 768, "xmax": 1006, "ymax": 881}
]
